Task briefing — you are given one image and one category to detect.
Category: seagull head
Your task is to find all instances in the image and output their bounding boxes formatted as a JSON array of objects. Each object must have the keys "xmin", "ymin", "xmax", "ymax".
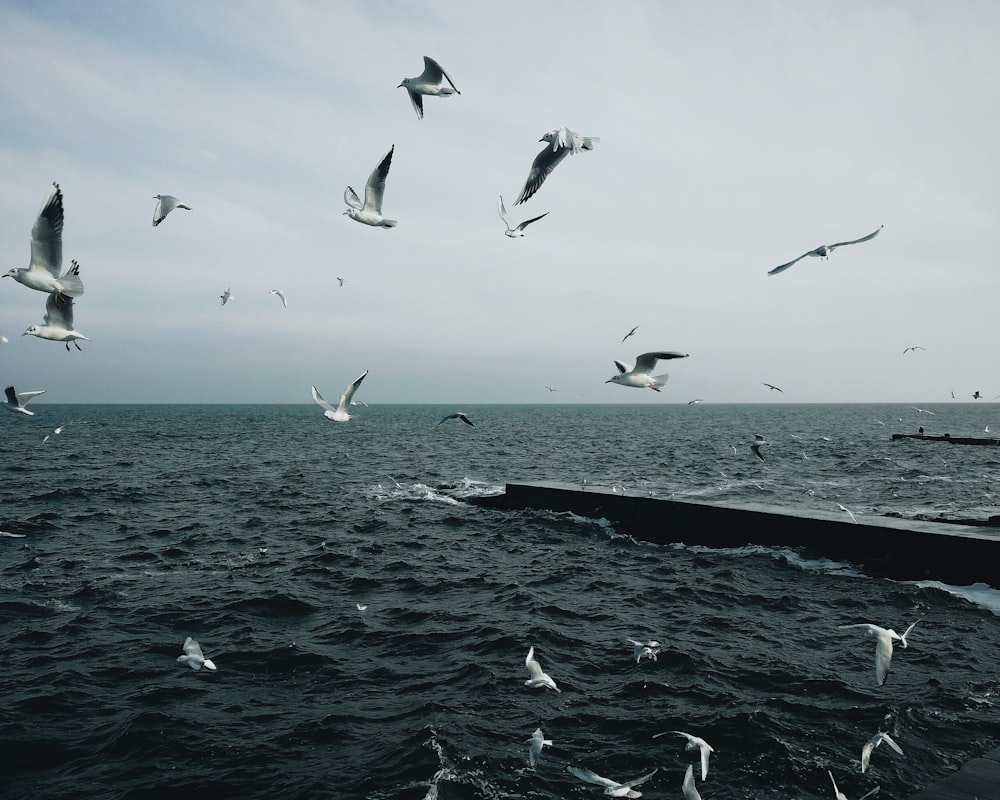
[
  {"xmin": 2, "ymin": 270, "xmax": 14, "ymax": 279},
  {"xmin": 21, "ymin": 326, "xmax": 37, "ymax": 337}
]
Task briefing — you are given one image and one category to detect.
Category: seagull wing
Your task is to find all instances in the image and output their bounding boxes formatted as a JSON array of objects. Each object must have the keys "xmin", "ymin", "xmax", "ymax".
[
  {"xmin": 364, "ymin": 146, "xmax": 394, "ymax": 214},
  {"xmin": 182, "ymin": 637, "xmax": 205, "ymax": 659},
  {"xmin": 337, "ymin": 370, "xmax": 369, "ymax": 414},
  {"xmin": 828, "ymin": 225, "xmax": 883, "ymax": 251},
  {"xmin": 613, "ymin": 359, "xmax": 630, "ymax": 375},
  {"xmin": 43, "ymin": 293, "xmax": 74, "ymax": 330},
  {"xmin": 406, "ymin": 89, "xmax": 424, "ymax": 119},
  {"xmin": 497, "ymin": 195, "xmax": 514, "ymax": 231},
  {"xmin": 879, "ymin": 732, "xmax": 904, "ymax": 755},
  {"xmin": 634, "ymin": 351, "xmax": 689, "ymax": 373},
  {"xmin": 310, "ymin": 385, "xmax": 337, "ymax": 414},
  {"xmin": 344, "ymin": 185, "xmax": 363, "ymax": 210},
  {"xmin": 457, "ymin": 413, "xmax": 474, "ymax": 427},
  {"xmin": 515, "ymin": 143, "xmax": 571, "ymax": 205},
  {"xmin": 682, "ymin": 764, "xmax": 702, "ymax": 800},
  {"xmin": 768, "ymin": 251, "xmax": 810, "ymax": 276},
  {"xmin": 622, "ymin": 768, "xmax": 658, "ymax": 790},
  {"xmin": 422, "ymin": 56, "xmax": 459, "ymax": 92},
  {"xmin": 567, "ymin": 766, "xmax": 618, "ymax": 789},
  {"xmin": 29, "ymin": 183, "xmax": 64, "ymax": 278},
  {"xmin": 515, "ymin": 211, "xmax": 549, "ymax": 232},
  {"xmin": 17, "ymin": 389, "xmax": 46, "ymax": 406}
]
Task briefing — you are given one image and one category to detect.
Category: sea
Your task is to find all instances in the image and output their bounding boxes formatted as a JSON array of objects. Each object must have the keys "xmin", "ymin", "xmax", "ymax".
[{"xmin": 2, "ymin": 402, "xmax": 999, "ymax": 800}]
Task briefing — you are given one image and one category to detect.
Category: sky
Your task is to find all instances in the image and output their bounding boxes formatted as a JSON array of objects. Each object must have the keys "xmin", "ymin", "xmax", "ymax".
[{"xmin": 1, "ymin": 1, "xmax": 998, "ymax": 405}]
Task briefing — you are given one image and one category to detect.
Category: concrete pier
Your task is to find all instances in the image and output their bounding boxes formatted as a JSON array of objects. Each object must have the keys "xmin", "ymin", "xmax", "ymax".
[{"xmin": 472, "ymin": 481, "xmax": 1000, "ymax": 585}]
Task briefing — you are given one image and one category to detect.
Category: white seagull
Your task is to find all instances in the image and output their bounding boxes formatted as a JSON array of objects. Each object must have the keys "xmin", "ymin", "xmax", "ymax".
[
  {"xmin": 515, "ymin": 127, "xmax": 599, "ymax": 205},
  {"xmin": 437, "ymin": 412, "xmax": 475, "ymax": 428},
  {"xmin": 861, "ymin": 731, "xmax": 903, "ymax": 773},
  {"xmin": 902, "ymin": 346, "xmax": 926, "ymax": 354},
  {"xmin": 23, "ymin": 291, "xmax": 89, "ymax": 350},
  {"xmin": 152, "ymin": 194, "xmax": 192, "ymax": 226},
  {"xmin": 607, "ymin": 351, "xmax": 689, "ymax": 392},
  {"xmin": 627, "ymin": 638, "xmax": 660, "ymax": 663},
  {"xmin": 838, "ymin": 620, "xmax": 919, "ymax": 686},
  {"xmin": 837, "ymin": 503, "xmax": 858, "ymax": 524},
  {"xmin": 829, "ymin": 769, "xmax": 880, "ymax": 800},
  {"xmin": 220, "ymin": 287, "xmax": 233, "ymax": 306},
  {"xmin": 497, "ymin": 194, "xmax": 548, "ymax": 237},
  {"xmin": 269, "ymin": 289, "xmax": 287, "ymax": 308},
  {"xmin": 176, "ymin": 637, "xmax": 217, "ymax": 671},
  {"xmin": 567, "ymin": 766, "xmax": 658, "ymax": 798},
  {"xmin": 653, "ymin": 730, "xmax": 714, "ymax": 781},
  {"xmin": 344, "ymin": 146, "xmax": 397, "ymax": 228},
  {"xmin": 311, "ymin": 371, "xmax": 369, "ymax": 422},
  {"xmin": 3, "ymin": 386, "xmax": 46, "ymax": 416},
  {"xmin": 682, "ymin": 764, "xmax": 702, "ymax": 800},
  {"xmin": 526, "ymin": 727, "xmax": 552, "ymax": 767},
  {"xmin": 524, "ymin": 646, "xmax": 560, "ymax": 692},
  {"xmin": 750, "ymin": 434, "xmax": 768, "ymax": 461},
  {"xmin": 398, "ymin": 56, "xmax": 460, "ymax": 120},
  {"xmin": 4, "ymin": 183, "xmax": 85, "ymax": 301},
  {"xmin": 768, "ymin": 225, "xmax": 883, "ymax": 276}
]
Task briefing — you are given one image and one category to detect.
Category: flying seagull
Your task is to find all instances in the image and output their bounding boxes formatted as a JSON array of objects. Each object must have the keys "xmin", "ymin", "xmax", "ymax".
[
  {"xmin": 829, "ymin": 769, "xmax": 880, "ymax": 800},
  {"xmin": 4, "ymin": 182, "xmax": 85, "ymax": 301},
  {"xmin": 526, "ymin": 728, "xmax": 552, "ymax": 768},
  {"xmin": 902, "ymin": 346, "xmax": 925, "ymax": 354},
  {"xmin": 838, "ymin": 620, "xmax": 919, "ymax": 685},
  {"xmin": 973, "ymin": 391, "xmax": 982, "ymax": 399},
  {"xmin": 176, "ymin": 637, "xmax": 217, "ymax": 671},
  {"xmin": 398, "ymin": 56, "xmax": 460, "ymax": 120},
  {"xmin": 621, "ymin": 325, "xmax": 639, "ymax": 343},
  {"xmin": 311, "ymin": 371, "xmax": 368, "ymax": 422},
  {"xmin": 768, "ymin": 225, "xmax": 883, "ymax": 276},
  {"xmin": 344, "ymin": 146, "xmax": 397, "ymax": 228},
  {"xmin": 837, "ymin": 503, "xmax": 858, "ymax": 524},
  {"xmin": 22, "ymin": 291, "xmax": 89, "ymax": 350},
  {"xmin": 515, "ymin": 126, "xmax": 599, "ymax": 205},
  {"xmin": 152, "ymin": 194, "xmax": 192, "ymax": 226},
  {"xmin": 220, "ymin": 287, "xmax": 233, "ymax": 306},
  {"xmin": 336, "ymin": 277, "xmax": 345, "ymax": 287},
  {"xmin": 3, "ymin": 386, "xmax": 46, "ymax": 416},
  {"xmin": 497, "ymin": 194, "xmax": 548, "ymax": 237},
  {"xmin": 269, "ymin": 289, "xmax": 287, "ymax": 308},
  {"xmin": 437, "ymin": 412, "xmax": 475, "ymax": 427},
  {"xmin": 861, "ymin": 732, "xmax": 903, "ymax": 774},
  {"xmin": 607, "ymin": 351, "xmax": 689, "ymax": 392},
  {"xmin": 682, "ymin": 764, "xmax": 702, "ymax": 800},
  {"xmin": 567, "ymin": 766, "xmax": 658, "ymax": 799},
  {"xmin": 653, "ymin": 731, "xmax": 714, "ymax": 781},
  {"xmin": 523, "ymin": 646, "xmax": 560, "ymax": 692},
  {"xmin": 627, "ymin": 638, "xmax": 661, "ymax": 663},
  {"xmin": 763, "ymin": 383, "xmax": 784, "ymax": 392},
  {"xmin": 750, "ymin": 433, "xmax": 768, "ymax": 461}
]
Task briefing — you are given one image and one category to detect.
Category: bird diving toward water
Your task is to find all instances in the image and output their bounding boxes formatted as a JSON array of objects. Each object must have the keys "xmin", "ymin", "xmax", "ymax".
[
  {"xmin": 344, "ymin": 146, "xmax": 397, "ymax": 228},
  {"xmin": 515, "ymin": 127, "xmax": 599, "ymax": 205},
  {"xmin": 768, "ymin": 225, "xmax": 883, "ymax": 276},
  {"xmin": 22, "ymin": 290, "xmax": 89, "ymax": 350},
  {"xmin": 4, "ymin": 182, "xmax": 85, "ymax": 302},
  {"xmin": 398, "ymin": 56, "xmax": 460, "ymax": 120},
  {"xmin": 607, "ymin": 351, "xmax": 689, "ymax": 392},
  {"xmin": 311, "ymin": 371, "xmax": 368, "ymax": 422},
  {"xmin": 497, "ymin": 195, "xmax": 548, "ymax": 237},
  {"xmin": 152, "ymin": 194, "xmax": 192, "ymax": 226}
]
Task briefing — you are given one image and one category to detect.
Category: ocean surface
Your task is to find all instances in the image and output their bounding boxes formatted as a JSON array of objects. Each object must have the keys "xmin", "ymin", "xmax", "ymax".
[{"xmin": 2, "ymin": 402, "xmax": 999, "ymax": 800}]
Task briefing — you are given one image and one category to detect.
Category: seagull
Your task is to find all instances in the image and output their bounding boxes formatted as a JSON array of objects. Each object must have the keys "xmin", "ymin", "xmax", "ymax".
[
  {"xmin": 829, "ymin": 769, "xmax": 880, "ymax": 800},
  {"xmin": 861, "ymin": 732, "xmax": 903, "ymax": 773},
  {"xmin": 22, "ymin": 291, "xmax": 89, "ymax": 350},
  {"xmin": 750, "ymin": 434, "xmax": 768, "ymax": 461},
  {"xmin": 176, "ymin": 637, "xmax": 217, "ymax": 671},
  {"xmin": 437, "ymin": 412, "xmax": 475, "ymax": 428},
  {"xmin": 973, "ymin": 391, "xmax": 982, "ymax": 399},
  {"xmin": 497, "ymin": 194, "xmax": 548, "ymax": 237},
  {"xmin": 398, "ymin": 56, "xmax": 460, "ymax": 120},
  {"xmin": 627, "ymin": 639, "xmax": 661, "ymax": 663},
  {"xmin": 43, "ymin": 421, "xmax": 75, "ymax": 443},
  {"xmin": 336, "ymin": 277, "xmax": 345, "ymax": 287},
  {"xmin": 4, "ymin": 183, "xmax": 84, "ymax": 302},
  {"xmin": 524, "ymin": 646, "xmax": 560, "ymax": 692},
  {"xmin": 621, "ymin": 325, "xmax": 639, "ymax": 343},
  {"xmin": 911, "ymin": 407, "xmax": 936, "ymax": 415},
  {"xmin": 653, "ymin": 731, "xmax": 714, "ymax": 781},
  {"xmin": 682, "ymin": 764, "xmax": 702, "ymax": 800},
  {"xmin": 344, "ymin": 146, "xmax": 397, "ymax": 228},
  {"xmin": 763, "ymin": 383, "xmax": 784, "ymax": 393},
  {"xmin": 515, "ymin": 126, "xmax": 599, "ymax": 205},
  {"xmin": 527, "ymin": 727, "xmax": 552, "ymax": 767},
  {"xmin": 687, "ymin": 399, "xmax": 704, "ymax": 405},
  {"xmin": 902, "ymin": 346, "xmax": 925, "ymax": 354},
  {"xmin": 0, "ymin": 333, "xmax": 6, "ymax": 343},
  {"xmin": 606, "ymin": 351, "xmax": 689, "ymax": 392},
  {"xmin": 356, "ymin": 603, "xmax": 367, "ymax": 613},
  {"xmin": 838, "ymin": 621, "xmax": 919, "ymax": 685},
  {"xmin": 152, "ymin": 194, "xmax": 192, "ymax": 226},
  {"xmin": 768, "ymin": 225, "xmax": 883, "ymax": 276},
  {"xmin": 837, "ymin": 503, "xmax": 858, "ymax": 524},
  {"xmin": 3, "ymin": 386, "xmax": 45, "ymax": 416},
  {"xmin": 545, "ymin": 386, "xmax": 558, "ymax": 392},
  {"xmin": 220, "ymin": 287, "xmax": 233, "ymax": 306},
  {"xmin": 269, "ymin": 289, "xmax": 287, "ymax": 308},
  {"xmin": 311, "ymin": 371, "xmax": 368, "ymax": 422},
  {"xmin": 567, "ymin": 766, "xmax": 658, "ymax": 798}
]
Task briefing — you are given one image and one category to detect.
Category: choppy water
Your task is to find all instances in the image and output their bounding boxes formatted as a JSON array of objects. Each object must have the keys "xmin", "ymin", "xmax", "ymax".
[{"xmin": 2, "ymin": 403, "xmax": 999, "ymax": 799}]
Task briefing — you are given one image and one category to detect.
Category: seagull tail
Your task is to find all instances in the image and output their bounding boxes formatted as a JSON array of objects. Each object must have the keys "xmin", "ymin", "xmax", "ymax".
[{"xmin": 380, "ymin": 219, "xmax": 398, "ymax": 228}]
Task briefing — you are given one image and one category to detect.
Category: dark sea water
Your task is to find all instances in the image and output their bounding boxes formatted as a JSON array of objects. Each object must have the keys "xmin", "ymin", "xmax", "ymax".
[{"xmin": 2, "ymin": 403, "xmax": 999, "ymax": 800}]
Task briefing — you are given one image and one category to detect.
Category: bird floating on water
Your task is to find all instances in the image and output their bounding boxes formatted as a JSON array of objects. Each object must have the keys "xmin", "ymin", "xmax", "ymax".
[
  {"xmin": 398, "ymin": 56, "xmax": 460, "ymax": 120},
  {"xmin": 515, "ymin": 127, "xmax": 599, "ymax": 205},
  {"xmin": 3, "ymin": 385, "xmax": 45, "ymax": 416},
  {"xmin": 311, "ymin": 371, "xmax": 368, "ymax": 422},
  {"xmin": 497, "ymin": 194, "xmax": 548, "ymax": 237},
  {"xmin": 607, "ymin": 351, "xmax": 689, "ymax": 392},
  {"xmin": 768, "ymin": 225, "xmax": 883, "ymax": 276},
  {"xmin": 344, "ymin": 146, "xmax": 397, "ymax": 228},
  {"xmin": 152, "ymin": 194, "xmax": 192, "ymax": 226}
]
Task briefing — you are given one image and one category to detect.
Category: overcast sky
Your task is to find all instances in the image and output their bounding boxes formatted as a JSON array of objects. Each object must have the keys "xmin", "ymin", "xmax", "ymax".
[{"xmin": 1, "ymin": 1, "xmax": 997, "ymax": 405}]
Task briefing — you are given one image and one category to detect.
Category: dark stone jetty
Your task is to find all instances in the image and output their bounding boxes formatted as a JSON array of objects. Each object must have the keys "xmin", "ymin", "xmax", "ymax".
[
  {"xmin": 892, "ymin": 433, "xmax": 1000, "ymax": 446},
  {"xmin": 907, "ymin": 744, "xmax": 1000, "ymax": 800},
  {"xmin": 472, "ymin": 481, "xmax": 1000, "ymax": 585}
]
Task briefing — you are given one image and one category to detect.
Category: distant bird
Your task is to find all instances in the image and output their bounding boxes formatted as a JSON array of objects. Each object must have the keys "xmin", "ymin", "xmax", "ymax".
[
  {"xmin": 22, "ymin": 291, "xmax": 89, "ymax": 350},
  {"xmin": 687, "ymin": 399, "xmax": 704, "ymax": 405},
  {"xmin": 497, "ymin": 194, "xmax": 548, "ymax": 237},
  {"xmin": 152, "ymin": 194, "xmax": 192, "ymax": 226},
  {"xmin": 523, "ymin": 646, "xmax": 560, "ymax": 692},
  {"xmin": 3, "ymin": 385, "xmax": 45, "ymax": 416},
  {"xmin": 176, "ymin": 637, "xmax": 216, "ymax": 671},
  {"xmin": 515, "ymin": 126, "xmax": 599, "ymax": 205},
  {"xmin": 829, "ymin": 770, "xmax": 880, "ymax": 800},
  {"xmin": 768, "ymin": 225, "xmax": 883, "ymax": 276},
  {"xmin": 344, "ymin": 146, "xmax": 397, "ymax": 228},
  {"xmin": 973, "ymin": 391, "xmax": 982, "ymax": 399},
  {"xmin": 0, "ymin": 333, "xmax": 6, "ymax": 343},
  {"xmin": 269, "ymin": 289, "xmax": 287, "ymax": 308},
  {"xmin": 653, "ymin": 731, "xmax": 714, "ymax": 781},
  {"xmin": 220, "ymin": 287, "xmax": 232, "ymax": 306},
  {"xmin": 336, "ymin": 277, "xmax": 345, "ymax": 287},
  {"xmin": 43, "ymin": 421, "xmax": 75, "ymax": 443},
  {"xmin": 311, "ymin": 371, "xmax": 368, "ymax": 422},
  {"xmin": 838, "ymin": 621, "xmax": 919, "ymax": 686},
  {"xmin": 606, "ymin": 351, "xmax": 689, "ymax": 392},
  {"xmin": 4, "ymin": 183, "xmax": 85, "ymax": 301},
  {"xmin": 621, "ymin": 325, "xmax": 639, "ymax": 343},
  {"xmin": 567, "ymin": 766, "xmax": 658, "ymax": 799},
  {"xmin": 258, "ymin": 547, "xmax": 268, "ymax": 556},
  {"xmin": 526, "ymin": 727, "xmax": 552, "ymax": 768},
  {"xmin": 861, "ymin": 731, "xmax": 903, "ymax": 774},
  {"xmin": 911, "ymin": 407, "xmax": 935, "ymax": 415},
  {"xmin": 763, "ymin": 383, "xmax": 783, "ymax": 393},
  {"xmin": 902, "ymin": 346, "xmax": 925, "ymax": 354},
  {"xmin": 627, "ymin": 638, "xmax": 661, "ymax": 663},
  {"xmin": 545, "ymin": 386, "xmax": 558, "ymax": 392},
  {"xmin": 356, "ymin": 603, "xmax": 367, "ymax": 613},
  {"xmin": 750, "ymin": 433, "xmax": 768, "ymax": 461},
  {"xmin": 682, "ymin": 764, "xmax": 702, "ymax": 800},
  {"xmin": 437, "ymin": 412, "xmax": 475, "ymax": 428},
  {"xmin": 837, "ymin": 503, "xmax": 858, "ymax": 524},
  {"xmin": 398, "ymin": 56, "xmax": 460, "ymax": 120}
]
